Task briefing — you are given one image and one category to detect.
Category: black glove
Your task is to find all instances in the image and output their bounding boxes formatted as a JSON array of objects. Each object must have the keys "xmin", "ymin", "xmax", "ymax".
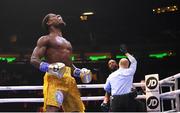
[
  {"xmin": 101, "ymin": 102, "xmax": 109, "ymax": 112},
  {"xmin": 120, "ymin": 44, "xmax": 128, "ymax": 54}
]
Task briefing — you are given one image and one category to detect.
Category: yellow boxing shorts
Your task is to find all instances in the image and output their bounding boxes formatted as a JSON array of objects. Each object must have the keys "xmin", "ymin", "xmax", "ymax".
[{"xmin": 43, "ymin": 67, "xmax": 85, "ymax": 112}]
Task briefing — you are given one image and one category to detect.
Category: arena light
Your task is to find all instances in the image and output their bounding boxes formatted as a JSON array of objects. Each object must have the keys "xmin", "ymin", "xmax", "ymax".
[
  {"xmin": 85, "ymin": 53, "xmax": 111, "ymax": 61},
  {"xmin": 71, "ymin": 56, "xmax": 75, "ymax": 61},
  {"xmin": 153, "ymin": 5, "xmax": 178, "ymax": 14},
  {"xmin": 0, "ymin": 57, "xmax": 6, "ymax": 61},
  {"xmin": 41, "ymin": 57, "xmax": 45, "ymax": 60},
  {"xmin": 71, "ymin": 54, "xmax": 81, "ymax": 61},
  {"xmin": 82, "ymin": 12, "xmax": 94, "ymax": 16},
  {"xmin": 149, "ymin": 51, "xmax": 176, "ymax": 59},
  {"xmin": 89, "ymin": 55, "xmax": 107, "ymax": 61},
  {"xmin": 116, "ymin": 55, "xmax": 127, "ymax": 59},
  {"xmin": 6, "ymin": 58, "xmax": 16, "ymax": 63},
  {"xmin": 149, "ymin": 53, "xmax": 169, "ymax": 59},
  {"xmin": 0, "ymin": 57, "xmax": 16, "ymax": 63},
  {"xmin": 80, "ymin": 15, "xmax": 88, "ymax": 21}
]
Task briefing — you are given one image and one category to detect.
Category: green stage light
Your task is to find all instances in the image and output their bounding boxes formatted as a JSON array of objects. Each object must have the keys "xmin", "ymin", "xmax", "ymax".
[
  {"xmin": 41, "ymin": 57, "xmax": 46, "ymax": 60},
  {"xmin": 71, "ymin": 56, "xmax": 75, "ymax": 61},
  {"xmin": 89, "ymin": 55, "xmax": 107, "ymax": 61},
  {"xmin": 2, "ymin": 58, "xmax": 6, "ymax": 60},
  {"xmin": 0, "ymin": 57, "xmax": 16, "ymax": 63},
  {"xmin": 6, "ymin": 57, "xmax": 16, "ymax": 63},
  {"xmin": 116, "ymin": 55, "xmax": 127, "ymax": 59},
  {"xmin": 149, "ymin": 53, "xmax": 168, "ymax": 59}
]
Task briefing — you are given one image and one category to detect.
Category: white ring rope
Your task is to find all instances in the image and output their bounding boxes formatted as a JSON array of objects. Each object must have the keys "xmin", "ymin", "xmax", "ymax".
[
  {"xmin": 0, "ymin": 86, "xmax": 43, "ymax": 91},
  {"xmin": 160, "ymin": 89, "xmax": 180, "ymax": 98},
  {"xmin": 0, "ymin": 91, "xmax": 179, "ymax": 103},
  {"xmin": 0, "ymin": 78, "xmax": 178, "ymax": 91},
  {"xmin": 0, "ymin": 96, "xmax": 104, "ymax": 103},
  {"xmin": 160, "ymin": 81, "xmax": 175, "ymax": 87},
  {"xmin": 0, "ymin": 98, "xmax": 44, "ymax": 103},
  {"xmin": 164, "ymin": 109, "xmax": 176, "ymax": 112},
  {"xmin": 0, "ymin": 83, "xmax": 146, "ymax": 103},
  {"xmin": 0, "ymin": 83, "xmax": 145, "ymax": 91},
  {"xmin": 0, "ymin": 95, "xmax": 146, "ymax": 103},
  {"xmin": 159, "ymin": 73, "xmax": 180, "ymax": 85},
  {"xmin": 161, "ymin": 95, "xmax": 176, "ymax": 100},
  {"xmin": 0, "ymin": 74, "xmax": 179, "ymax": 104}
]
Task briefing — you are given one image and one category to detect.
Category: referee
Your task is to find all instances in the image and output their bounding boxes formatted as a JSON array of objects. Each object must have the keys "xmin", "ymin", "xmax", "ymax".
[
  {"xmin": 100, "ymin": 59, "xmax": 118, "ymax": 112},
  {"xmin": 103, "ymin": 46, "xmax": 137, "ymax": 112}
]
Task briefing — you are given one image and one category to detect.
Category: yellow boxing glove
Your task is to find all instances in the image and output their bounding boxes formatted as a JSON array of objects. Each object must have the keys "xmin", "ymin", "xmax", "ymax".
[{"xmin": 74, "ymin": 68, "xmax": 92, "ymax": 83}]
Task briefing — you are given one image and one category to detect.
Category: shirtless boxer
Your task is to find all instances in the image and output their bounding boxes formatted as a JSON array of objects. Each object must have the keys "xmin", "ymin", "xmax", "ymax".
[{"xmin": 30, "ymin": 13, "xmax": 92, "ymax": 112}]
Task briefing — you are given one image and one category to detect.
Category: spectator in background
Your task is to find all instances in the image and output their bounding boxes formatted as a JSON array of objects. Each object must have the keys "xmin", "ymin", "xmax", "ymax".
[
  {"xmin": 108, "ymin": 59, "xmax": 118, "ymax": 73},
  {"xmin": 136, "ymin": 80, "xmax": 146, "ymax": 112},
  {"xmin": 140, "ymin": 80, "xmax": 146, "ymax": 95}
]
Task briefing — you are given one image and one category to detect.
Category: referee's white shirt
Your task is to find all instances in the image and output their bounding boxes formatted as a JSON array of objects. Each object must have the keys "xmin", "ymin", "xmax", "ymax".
[{"xmin": 104, "ymin": 54, "xmax": 137, "ymax": 96}]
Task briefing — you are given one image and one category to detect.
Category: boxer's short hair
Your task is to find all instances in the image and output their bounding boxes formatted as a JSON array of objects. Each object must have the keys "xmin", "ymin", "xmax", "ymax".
[{"xmin": 42, "ymin": 13, "xmax": 55, "ymax": 32}]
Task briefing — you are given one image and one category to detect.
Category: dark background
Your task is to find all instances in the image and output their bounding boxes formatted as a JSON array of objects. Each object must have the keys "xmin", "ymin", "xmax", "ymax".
[
  {"xmin": 0, "ymin": 0, "xmax": 179, "ymax": 52},
  {"xmin": 0, "ymin": 0, "xmax": 179, "ymax": 111}
]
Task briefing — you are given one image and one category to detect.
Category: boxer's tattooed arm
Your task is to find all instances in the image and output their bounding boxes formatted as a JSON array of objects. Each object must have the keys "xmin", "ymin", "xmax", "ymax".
[
  {"xmin": 31, "ymin": 56, "xmax": 41, "ymax": 68},
  {"xmin": 31, "ymin": 36, "xmax": 49, "ymax": 68}
]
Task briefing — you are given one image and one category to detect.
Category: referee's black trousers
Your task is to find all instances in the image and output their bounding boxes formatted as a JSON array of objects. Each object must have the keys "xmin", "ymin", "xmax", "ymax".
[{"xmin": 111, "ymin": 92, "xmax": 145, "ymax": 112}]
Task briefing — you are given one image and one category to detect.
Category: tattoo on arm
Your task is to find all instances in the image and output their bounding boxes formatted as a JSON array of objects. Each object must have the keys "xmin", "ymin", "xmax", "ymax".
[{"xmin": 30, "ymin": 36, "xmax": 48, "ymax": 68}]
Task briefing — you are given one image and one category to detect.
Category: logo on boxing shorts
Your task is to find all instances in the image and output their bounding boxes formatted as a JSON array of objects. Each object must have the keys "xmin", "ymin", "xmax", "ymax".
[
  {"xmin": 147, "ymin": 96, "xmax": 159, "ymax": 109},
  {"xmin": 55, "ymin": 91, "xmax": 64, "ymax": 105},
  {"xmin": 146, "ymin": 77, "xmax": 158, "ymax": 89}
]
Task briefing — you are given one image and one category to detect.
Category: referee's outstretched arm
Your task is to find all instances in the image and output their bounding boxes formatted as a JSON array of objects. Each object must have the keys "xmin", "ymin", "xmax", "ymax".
[{"xmin": 125, "ymin": 53, "xmax": 137, "ymax": 74}]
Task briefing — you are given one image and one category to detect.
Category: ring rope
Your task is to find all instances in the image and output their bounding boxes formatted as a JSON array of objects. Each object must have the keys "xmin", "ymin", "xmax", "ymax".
[
  {"xmin": 0, "ymin": 73, "xmax": 179, "ymax": 112},
  {"xmin": 1, "ymin": 73, "xmax": 179, "ymax": 91},
  {"xmin": 0, "ymin": 90, "xmax": 179, "ymax": 103},
  {"xmin": 160, "ymin": 89, "xmax": 180, "ymax": 97},
  {"xmin": 159, "ymin": 73, "xmax": 180, "ymax": 85},
  {"xmin": 0, "ymin": 83, "xmax": 145, "ymax": 91},
  {"xmin": 0, "ymin": 95, "xmax": 146, "ymax": 103}
]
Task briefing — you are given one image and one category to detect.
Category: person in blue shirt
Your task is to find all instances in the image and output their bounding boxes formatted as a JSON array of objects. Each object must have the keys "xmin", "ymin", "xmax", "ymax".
[
  {"xmin": 102, "ymin": 45, "xmax": 138, "ymax": 112},
  {"xmin": 100, "ymin": 59, "xmax": 118, "ymax": 111},
  {"xmin": 104, "ymin": 53, "xmax": 137, "ymax": 96}
]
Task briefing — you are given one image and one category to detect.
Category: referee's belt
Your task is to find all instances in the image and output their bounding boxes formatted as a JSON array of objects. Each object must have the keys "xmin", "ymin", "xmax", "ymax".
[{"xmin": 111, "ymin": 91, "xmax": 137, "ymax": 99}]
